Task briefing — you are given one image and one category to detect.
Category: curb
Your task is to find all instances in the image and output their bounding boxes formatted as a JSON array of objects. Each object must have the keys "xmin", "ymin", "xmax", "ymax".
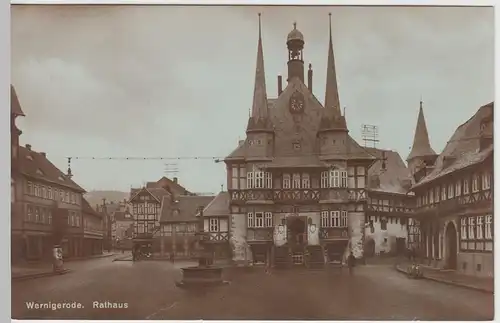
[
  {"xmin": 12, "ymin": 269, "xmax": 72, "ymax": 282},
  {"xmin": 65, "ymin": 253, "xmax": 116, "ymax": 262},
  {"xmin": 395, "ymin": 265, "xmax": 493, "ymax": 294}
]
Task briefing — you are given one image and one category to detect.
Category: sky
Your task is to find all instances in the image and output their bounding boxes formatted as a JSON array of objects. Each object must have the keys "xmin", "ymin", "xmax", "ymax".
[{"xmin": 11, "ymin": 5, "xmax": 494, "ymax": 194}]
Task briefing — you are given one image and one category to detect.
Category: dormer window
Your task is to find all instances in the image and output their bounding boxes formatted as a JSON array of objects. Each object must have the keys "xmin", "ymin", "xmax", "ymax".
[
  {"xmin": 58, "ymin": 175, "xmax": 65, "ymax": 181},
  {"xmin": 26, "ymin": 155, "xmax": 33, "ymax": 161},
  {"xmin": 36, "ymin": 169, "xmax": 44, "ymax": 176}
]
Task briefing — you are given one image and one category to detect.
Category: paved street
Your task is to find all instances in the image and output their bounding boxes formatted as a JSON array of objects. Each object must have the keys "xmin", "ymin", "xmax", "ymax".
[{"xmin": 12, "ymin": 257, "xmax": 494, "ymax": 320}]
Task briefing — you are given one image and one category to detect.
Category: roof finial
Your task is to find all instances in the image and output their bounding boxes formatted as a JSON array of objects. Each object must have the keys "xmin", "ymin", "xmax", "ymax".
[
  {"xmin": 258, "ymin": 13, "xmax": 262, "ymax": 39},
  {"xmin": 293, "ymin": 21, "xmax": 297, "ymax": 30},
  {"xmin": 420, "ymin": 95, "xmax": 423, "ymax": 109},
  {"xmin": 329, "ymin": 13, "xmax": 332, "ymax": 37}
]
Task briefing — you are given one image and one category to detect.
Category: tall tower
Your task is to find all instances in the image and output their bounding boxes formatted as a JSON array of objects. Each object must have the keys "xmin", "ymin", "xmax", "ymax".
[
  {"xmin": 286, "ymin": 22, "xmax": 305, "ymax": 83},
  {"xmin": 318, "ymin": 14, "xmax": 349, "ymax": 158},
  {"xmin": 407, "ymin": 100, "xmax": 437, "ymax": 177},
  {"xmin": 245, "ymin": 13, "xmax": 274, "ymax": 159},
  {"xmin": 11, "ymin": 85, "xmax": 25, "ymax": 169}
]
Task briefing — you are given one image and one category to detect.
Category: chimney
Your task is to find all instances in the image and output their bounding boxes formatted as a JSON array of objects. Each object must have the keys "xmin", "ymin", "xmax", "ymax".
[
  {"xmin": 26, "ymin": 144, "xmax": 31, "ymax": 151},
  {"xmin": 40, "ymin": 152, "xmax": 46, "ymax": 158},
  {"xmin": 173, "ymin": 177, "xmax": 178, "ymax": 184},
  {"xmin": 307, "ymin": 64, "xmax": 313, "ymax": 92},
  {"xmin": 277, "ymin": 75, "xmax": 283, "ymax": 95}
]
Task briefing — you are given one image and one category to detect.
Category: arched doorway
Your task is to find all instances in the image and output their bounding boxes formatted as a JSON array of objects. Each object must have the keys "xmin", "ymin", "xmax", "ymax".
[
  {"xmin": 445, "ymin": 222, "xmax": 458, "ymax": 270},
  {"xmin": 287, "ymin": 217, "xmax": 306, "ymax": 245},
  {"xmin": 365, "ymin": 238, "xmax": 375, "ymax": 257}
]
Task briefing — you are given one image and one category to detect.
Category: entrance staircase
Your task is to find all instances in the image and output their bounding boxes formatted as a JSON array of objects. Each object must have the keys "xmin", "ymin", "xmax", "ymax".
[
  {"xmin": 273, "ymin": 246, "xmax": 291, "ymax": 269},
  {"xmin": 305, "ymin": 245, "xmax": 325, "ymax": 269}
]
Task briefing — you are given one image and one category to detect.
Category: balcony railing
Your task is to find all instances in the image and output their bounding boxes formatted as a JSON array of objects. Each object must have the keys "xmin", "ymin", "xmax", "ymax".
[
  {"xmin": 319, "ymin": 227, "xmax": 349, "ymax": 240},
  {"xmin": 229, "ymin": 188, "xmax": 367, "ymax": 203},
  {"xmin": 247, "ymin": 228, "xmax": 273, "ymax": 242},
  {"xmin": 205, "ymin": 231, "xmax": 229, "ymax": 242},
  {"xmin": 415, "ymin": 189, "xmax": 492, "ymax": 216},
  {"xmin": 367, "ymin": 204, "xmax": 414, "ymax": 214}
]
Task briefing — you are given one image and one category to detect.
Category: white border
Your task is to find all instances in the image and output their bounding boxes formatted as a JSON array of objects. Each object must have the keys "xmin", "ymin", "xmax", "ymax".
[{"xmin": 5, "ymin": 1, "xmax": 499, "ymax": 323}]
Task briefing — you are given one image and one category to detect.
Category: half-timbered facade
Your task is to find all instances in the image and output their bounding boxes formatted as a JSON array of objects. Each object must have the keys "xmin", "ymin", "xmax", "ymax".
[
  {"xmin": 224, "ymin": 16, "xmax": 376, "ymax": 267},
  {"xmin": 200, "ymin": 192, "xmax": 231, "ymax": 259},
  {"xmin": 364, "ymin": 148, "xmax": 414, "ymax": 257},
  {"xmin": 129, "ymin": 187, "xmax": 168, "ymax": 251},
  {"xmin": 410, "ymin": 102, "xmax": 493, "ymax": 277}
]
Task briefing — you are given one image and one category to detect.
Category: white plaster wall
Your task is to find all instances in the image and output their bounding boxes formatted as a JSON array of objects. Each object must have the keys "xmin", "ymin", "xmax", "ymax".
[
  {"xmin": 364, "ymin": 218, "xmax": 408, "ymax": 255},
  {"xmin": 220, "ymin": 218, "xmax": 229, "ymax": 232},
  {"xmin": 347, "ymin": 212, "xmax": 365, "ymax": 259},
  {"xmin": 229, "ymin": 213, "xmax": 252, "ymax": 264}
]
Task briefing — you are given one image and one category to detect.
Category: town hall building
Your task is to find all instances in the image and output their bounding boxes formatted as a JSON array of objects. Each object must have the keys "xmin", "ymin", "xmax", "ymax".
[{"xmin": 224, "ymin": 15, "xmax": 380, "ymax": 267}]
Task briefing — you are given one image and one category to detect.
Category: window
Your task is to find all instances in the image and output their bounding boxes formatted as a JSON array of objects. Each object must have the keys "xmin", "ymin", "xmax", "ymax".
[
  {"xmin": 34, "ymin": 184, "xmax": 39, "ymax": 197},
  {"xmin": 380, "ymin": 218, "xmax": 387, "ymax": 230},
  {"xmin": 239, "ymin": 165, "xmax": 247, "ymax": 189},
  {"xmin": 330, "ymin": 211, "xmax": 340, "ymax": 227},
  {"xmin": 463, "ymin": 179, "xmax": 469, "ymax": 195},
  {"xmin": 302, "ymin": 174, "xmax": 310, "ymax": 189},
  {"xmin": 59, "ymin": 190, "xmax": 64, "ymax": 201},
  {"xmin": 283, "ymin": 174, "xmax": 291, "ymax": 189},
  {"xmin": 321, "ymin": 171, "xmax": 329, "ymax": 188},
  {"xmin": 485, "ymin": 215, "xmax": 492, "ymax": 240},
  {"xmin": 255, "ymin": 212, "xmax": 264, "ymax": 228},
  {"xmin": 472, "ymin": 174, "xmax": 479, "ymax": 192},
  {"xmin": 292, "ymin": 173, "xmax": 301, "ymax": 189},
  {"xmin": 340, "ymin": 211, "xmax": 348, "ymax": 227},
  {"xmin": 476, "ymin": 216, "xmax": 484, "ymax": 239},
  {"xmin": 434, "ymin": 186, "xmax": 440, "ymax": 203},
  {"xmin": 27, "ymin": 182, "xmax": 33, "ymax": 195},
  {"xmin": 65, "ymin": 192, "xmax": 70, "ymax": 203},
  {"xmin": 429, "ymin": 189, "xmax": 434, "ymax": 204},
  {"xmin": 255, "ymin": 170, "xmax": 264, "ymax": 188},
  {"xmin": 48, "ymin": 187, "xmax": 53, "ymax": 199},
  {"xmin": 265, "ymin": 172, "xmax": 272, "ymax": 189},
  {"xmin": 460, "ymin": 217, "xmax": 467, "ymax": 239},
  {"xmin": 447, "ymin": 184, "xmax": 454, "ymax": 199},
  {"xmin": 455, "ymin": 181, "xmax": 462, "ymax": 196},
  {"xmin": 265, "ymin": 212, "xmax": 273, "ymax": 227},
  {"xmin": 34, "ymin": 207, "xmax": 40, "ymax": 222},
  {"xmin": 47, "ymin": 210, "xmax": 52, "ymax": 224},
  {"xmin": 482, "ymin": 172, "xmax": 491, "ymax": 190},
  {"xmin": 231, "ymin": 166, "xmax": 238, "ymax": 189},
  {"xmin": 42, "ymin": 186, "xmax": 47, "ymax": 198},
  {"xmin": 329, "ymin": 170, "xmax": 340, "ymax": 188},
  {"xmin": 441, "ymin": 185, "xmax": 447, "ymax": 201},
  {"xmin": 321, "ymin": 211, "xmax": 329, "ymax": 227},
  {"xmin": 247, "ymin": 212, "xmax": 254, "ymax": 227},
  {"xmin": 247, "ymin": 172, "xmax": 254, "ymax": 189},
  {"xmin": 26, "ymin": 205, "xmax": 33, "ymax": 222},
  {"xmin": 340, "ymin": 171, "xmax": 348, "ymax": 188},
  {"xmin": 468, "ymin": 217, "xmax": 475, "ymax": 240},
  {"xmin": 40, "ymin": 208, "xmax": 46, "ymax": 223}
]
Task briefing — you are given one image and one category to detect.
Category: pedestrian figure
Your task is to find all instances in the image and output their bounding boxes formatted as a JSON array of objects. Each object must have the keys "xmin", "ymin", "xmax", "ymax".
[{"xmin": 347, "ymin": 251, "xmax": 356, "ymax": 275}]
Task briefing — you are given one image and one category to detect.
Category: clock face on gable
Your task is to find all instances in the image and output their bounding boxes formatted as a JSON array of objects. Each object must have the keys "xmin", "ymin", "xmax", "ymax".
[{"xmin": 289, "ymin": 91, "xmax": 305, "ymax": 114}]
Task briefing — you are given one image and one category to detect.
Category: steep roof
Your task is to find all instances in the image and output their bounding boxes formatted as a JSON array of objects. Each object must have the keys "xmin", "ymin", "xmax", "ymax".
[
  {"xmin": 412, "ymin": 102, "xmax": 493, "ymax": 189},
  {"xmin": 82, "ymin": 198, "xmax": 101, "ymax": 218},
  {"xmin": 365, "ymin": 148, "xmax": 412, "ymax": 194},
  {"xmin": 407, "ymin": 101, "xmax": 436, "ymax": 161},
  {"xmin": 160, "ymin": 195, "xmax": 215, "ymax": 223},
  {"xmin": 201, "ymin": 192, "xmax": 230, "ymax": 217},
  {"xmin": 11, "ymin": 85, "xmax": 25, "ymax": 117},
  {"xmin": 18, "ymin": 146, "xmax": 85, "ymax": 192},
  {"xmin": 129, "ymin": 186, "xmax": 170, "ymax": 203},
  {"xmin": 145, "ymin": 176, "xmax": 189, "ymax": 195}
]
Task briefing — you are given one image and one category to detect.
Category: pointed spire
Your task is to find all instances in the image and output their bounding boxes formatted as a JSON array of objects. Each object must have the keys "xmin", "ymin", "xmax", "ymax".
[
  {"xmin": 324, "ymin": 13, "xmax": 341, "ymax": 119},
  {"xmin": 407, "ymin": 100, "xmax": 437, "ymax": 161},
  {"xmin": 250, "ymin": 12, "xmax": 268, "ymax": 120}
]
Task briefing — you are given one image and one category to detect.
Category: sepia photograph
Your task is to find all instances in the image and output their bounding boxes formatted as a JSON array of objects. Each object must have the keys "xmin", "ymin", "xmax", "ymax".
[{"xmin": 9, "ymin": 3, "xmax": 494, "ymax": 320}]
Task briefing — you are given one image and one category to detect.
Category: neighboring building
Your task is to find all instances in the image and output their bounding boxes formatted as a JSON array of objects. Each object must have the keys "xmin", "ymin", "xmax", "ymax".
[
  {"xmin": 113, "ymin": 209, "xmax": 134, "ymax": 249},
  {"xmin": 129, "ymin": 186, "xmax": 169, "ymax": 251},
  {"xmin": 146, "ymin": 176, "xmax": 191, "ymax": 196},
  {"xmin": 200, "ymin": 192, "xmax": 231, "ymax": 259},
  {"xmin": 159, "ymin": 195, "xmax": 215, "ymax": 258},
  {"xmin": 364, "ymin": 148, "xmax": 414, "ymax": 257},
  {"xmin": 223, "ymin": 17, "xmax": 376, "ymax": 267},
  {"xmin": 11, "ymin": 85, "xmax": 87, "ymax": 263},
  {"xmin": 82, "ymin": 198, "xmax": 104, "ymax": 256},
  {"xmin": 409, "ymin": 102, "xmax": 493, "ymax": 277}
]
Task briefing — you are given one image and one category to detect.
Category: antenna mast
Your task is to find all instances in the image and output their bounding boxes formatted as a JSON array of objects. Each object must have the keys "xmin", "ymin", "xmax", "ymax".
[{"xmin": 361, "ymin": 124, "xmax": 379, "ymax": 148}]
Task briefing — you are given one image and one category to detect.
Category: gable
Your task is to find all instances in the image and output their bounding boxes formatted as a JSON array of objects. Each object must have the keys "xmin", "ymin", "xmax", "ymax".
[
  {"xmin": 129, "ymin": 188, "xmax": 160, "ymax": 204},
  {"xmin": 270, "ymin": 78, "xmax": 325, "ymax": 158}
]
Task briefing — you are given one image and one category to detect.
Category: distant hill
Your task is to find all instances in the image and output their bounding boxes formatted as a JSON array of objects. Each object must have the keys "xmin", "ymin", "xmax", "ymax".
[{"xmin": 84, "ymin": 190, "xmax": 129, "ymax": 207}]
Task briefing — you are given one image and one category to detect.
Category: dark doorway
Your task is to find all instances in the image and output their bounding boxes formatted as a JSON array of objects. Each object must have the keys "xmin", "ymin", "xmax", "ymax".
[
  {"xmin": 445, "ymin": 222, "xmax": 457, "ymax": 270},
  {"xmin": 365, "ymin": 238, "xmax": 375, "ymax": 257},
  {"xmin": 395, "ymin": 238, "xmax": 406, "ymax": 256},
  {"xmin": 287, "ymin": 217, "xmax": 306, "ymax": 245}
]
